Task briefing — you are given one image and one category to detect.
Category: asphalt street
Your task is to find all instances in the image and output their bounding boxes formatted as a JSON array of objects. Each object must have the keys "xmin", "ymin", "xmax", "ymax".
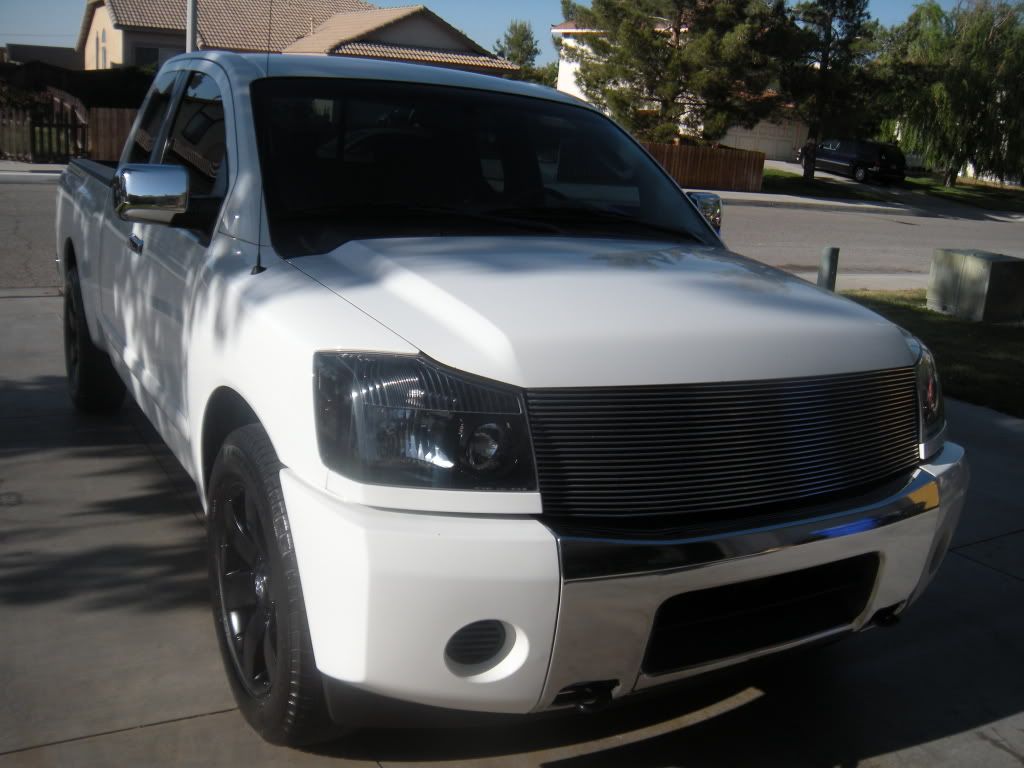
[{"xmin": 1, "ymin": 171, "xmax": 1023, "ymax": 766}]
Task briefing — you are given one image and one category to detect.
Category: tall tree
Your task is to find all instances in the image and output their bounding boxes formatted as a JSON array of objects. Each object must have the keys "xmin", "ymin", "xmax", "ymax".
[
  {"xmin": 782, "ymin": 0, "xmax": 880, "ymax": 179},
  {"xmin": 560, "ymin": 0, "xmax": 792, "ymax": 143},
  {"xmin": 494, "ymin": 19, "xmax": 558, "ymax": 87},
  {"xmin": 886, "ymin": 1, "xmax": 1024, "ymax": 186},
  {"xmin": 495, "ymin": 19, "xmax": 541, "ymax": 69}
]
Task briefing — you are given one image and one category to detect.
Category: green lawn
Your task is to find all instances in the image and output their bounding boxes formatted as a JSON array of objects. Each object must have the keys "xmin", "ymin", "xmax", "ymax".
[
  {"xmin": 845, "ymin": 289, "xmax": 1024, "ymax": 417},
  {"xmin": 761, "ymin": 168, "xmax": 890, "ymax": 202},
  {"xmin": 904, "ymin": 174, "xmax": 1024, "ymax": 213}
]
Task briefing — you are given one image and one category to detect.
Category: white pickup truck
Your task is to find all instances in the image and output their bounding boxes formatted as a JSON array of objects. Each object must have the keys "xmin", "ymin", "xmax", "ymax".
[{"xmin": 56, "ymin": 52, "xmax": 967, "ymax": 746}]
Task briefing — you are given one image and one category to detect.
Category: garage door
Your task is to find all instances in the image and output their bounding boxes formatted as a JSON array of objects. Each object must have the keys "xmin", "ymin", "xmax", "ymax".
[{"xmin": 723, "ymin": 119, "xmax": 809, "ymax": 161}]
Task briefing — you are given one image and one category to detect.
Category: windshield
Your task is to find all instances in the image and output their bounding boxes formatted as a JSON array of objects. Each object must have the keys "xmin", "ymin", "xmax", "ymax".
[{"xmin": 251, "ymin": 77, "xmax": 713, "ymax": 257}]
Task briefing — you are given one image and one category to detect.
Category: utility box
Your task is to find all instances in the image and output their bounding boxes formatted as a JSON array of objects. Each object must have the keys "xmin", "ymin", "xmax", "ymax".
[{"xmin": 927, "ymin": 249, "xmax": 1024, "ymax": 322}]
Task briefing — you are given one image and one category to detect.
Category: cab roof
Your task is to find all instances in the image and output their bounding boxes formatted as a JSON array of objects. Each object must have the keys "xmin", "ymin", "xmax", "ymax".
[{"xmin": 164, "ymin": 50, "xmax": 592, "ymax": 110}]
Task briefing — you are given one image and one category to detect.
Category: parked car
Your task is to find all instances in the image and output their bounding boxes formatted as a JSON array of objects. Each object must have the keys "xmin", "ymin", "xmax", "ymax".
[
  {"xmin": 797, "ymin": 139, "xmax": 908, "ymax": 183},
  {"xmin": 56, "ymin": 52, "xmax": 967, "ymax": 747}
]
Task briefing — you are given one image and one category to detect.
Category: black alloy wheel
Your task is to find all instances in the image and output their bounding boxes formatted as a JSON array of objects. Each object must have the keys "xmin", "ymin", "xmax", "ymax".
[
  {"xmin": 212, "ymin": 480, "xmax": 279, "ymax": 698},
  {"xmin": 207, "ymin": 424, "xmax": 335, "ymax": 745}
]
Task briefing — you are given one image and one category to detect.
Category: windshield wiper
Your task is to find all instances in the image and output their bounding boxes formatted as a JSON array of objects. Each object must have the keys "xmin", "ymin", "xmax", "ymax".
[
  {"xmin": 488, "ymin": 205, "xmax": 703, "ymax": 244},
  {"xmin": 279, "ymin": 203, "xmax": 561, "ymax": 234}
]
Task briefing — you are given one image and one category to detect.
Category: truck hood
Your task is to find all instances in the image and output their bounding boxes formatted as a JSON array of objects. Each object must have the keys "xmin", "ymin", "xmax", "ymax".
[{"xmin": 293, "ymin": 237, "xmax": 915, "ymax": 388}]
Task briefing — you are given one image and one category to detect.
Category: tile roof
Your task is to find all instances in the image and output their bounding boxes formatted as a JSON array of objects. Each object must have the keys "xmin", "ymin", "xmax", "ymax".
[
  {"xmin": 331, "ymin": 41, "xmax": 518, "ymax": 70},
  {"xmin": 76, "ymin": 0, "xmax": 514, "ymax": 72},
  {"xmin": 283, "ymin": 6, "xmax": 423, "ymax": 53},
  {"xmin": 78, "ymin": 0, "xmax": 376, "ymax": 52}
]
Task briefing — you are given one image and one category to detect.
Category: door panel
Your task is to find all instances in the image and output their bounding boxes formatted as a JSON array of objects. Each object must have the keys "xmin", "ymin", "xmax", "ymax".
[
  {"xmin": 141, "ymin": 69, "xmax": 230, "ymax": 445},
  {"xmin": 99, "ymin": 70, "xmax": 181, "ymax": 363}
]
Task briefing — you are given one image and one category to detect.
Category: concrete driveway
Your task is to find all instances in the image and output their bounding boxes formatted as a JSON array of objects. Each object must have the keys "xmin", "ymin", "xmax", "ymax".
[{"xmin": 1, "ymin": 175, "xmax": 1023, "ymax": 767}]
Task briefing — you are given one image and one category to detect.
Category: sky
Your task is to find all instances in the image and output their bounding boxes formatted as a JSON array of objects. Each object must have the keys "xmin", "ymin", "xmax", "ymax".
[{"xmin": 1, "ymin": 0, "xmax": 958, "ymax": 65}]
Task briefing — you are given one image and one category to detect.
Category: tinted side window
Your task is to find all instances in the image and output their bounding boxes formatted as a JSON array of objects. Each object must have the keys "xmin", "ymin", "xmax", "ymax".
[
  {"xmin": 162, "ymin": 72, "xmax": 227, "ymax": 198},
  {"xmin": 127, "ymin": 71, "xmax": 178, "ymax": 164}
]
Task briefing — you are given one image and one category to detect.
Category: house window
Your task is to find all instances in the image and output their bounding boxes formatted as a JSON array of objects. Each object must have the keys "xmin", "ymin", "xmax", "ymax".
[
  {"xmin": 100, "ymin": 29, "xmax": 107, "ymax": 68},
  {"xmin": 135, "ymin": 46, "xmax": 158, "ymax": 69},
  {"xmin": 94, "ymin": 34, "xmax": 99, "ymax": 68}
]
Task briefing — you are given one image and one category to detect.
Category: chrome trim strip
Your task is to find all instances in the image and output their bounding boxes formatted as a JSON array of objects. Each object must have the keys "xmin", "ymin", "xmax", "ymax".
[
  {"xmin": 535, "ymin": 442, "xmax": 967, "ymax": 711},
  {"xmin": 551, "ymin": 469, "xmax": 937, "ymax": 582}
]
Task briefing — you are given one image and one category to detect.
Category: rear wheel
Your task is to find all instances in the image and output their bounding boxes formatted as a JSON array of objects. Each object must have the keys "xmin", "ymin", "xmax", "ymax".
[
  {"xmin": 207, "ymin": 424, "xmax": 336, "ymax": 746},
  {"xmin": 63, "ymin": 267, "xmax": 125, "ymax": 413},
  {"xmin": 853, "ymin": 165, "xmax": 868, "ymax": 183}
]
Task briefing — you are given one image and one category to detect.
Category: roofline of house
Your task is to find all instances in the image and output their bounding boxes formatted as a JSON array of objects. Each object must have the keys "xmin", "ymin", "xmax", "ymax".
[{"xmin": 375, "ymin": 6, "xmax": 492, "ymax": 58}]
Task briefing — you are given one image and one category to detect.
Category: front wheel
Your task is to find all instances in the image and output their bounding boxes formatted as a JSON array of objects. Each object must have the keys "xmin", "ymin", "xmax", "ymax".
[
  {"xmin": 853, "ymin": 165, "xmax": 868, "ymax": 183},
  {"xmin": 207, "ymin": 424, "xmax": 336, "ymax": 745}
]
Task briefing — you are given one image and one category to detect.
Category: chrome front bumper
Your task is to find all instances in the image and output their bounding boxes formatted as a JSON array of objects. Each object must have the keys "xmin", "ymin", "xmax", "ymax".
[{"xmin": 536, "ymin": 441, "xmax": 968, "ymax": 710}]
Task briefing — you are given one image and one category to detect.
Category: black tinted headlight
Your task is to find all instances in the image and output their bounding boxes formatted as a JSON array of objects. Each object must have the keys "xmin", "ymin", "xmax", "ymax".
[
  {"xmin": 916, "ymin": 344, "xmax": 945, "ymax": 458},
  {"xmin": 902, "ymin": 330, "xmax": 946, "ymax": 459},
  {"xmin": 314, "ymin": 353, "xmax": 536, "ymax": 490}
]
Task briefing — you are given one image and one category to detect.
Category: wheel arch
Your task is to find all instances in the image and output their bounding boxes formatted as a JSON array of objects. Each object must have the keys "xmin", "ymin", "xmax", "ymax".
[
  {"xmin": 62, "ymin": 238, "xmax": 77, "ymax": 277},
  {"xmin": 201, "ymin": 386, "xmax": 262, "ymax": 496}
]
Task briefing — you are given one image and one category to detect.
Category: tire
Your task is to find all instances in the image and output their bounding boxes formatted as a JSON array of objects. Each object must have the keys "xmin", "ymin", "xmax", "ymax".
[
  {"xmin": 207, "ymin": 424, "xmax": 336, "ymax": 746},
  {"xmin": 853, "ymin": 165, "xmax": 868, "ymax": 183},
  {"xmin": 63, "ymin": 267, "xmax": 126, "ymax": 413}
]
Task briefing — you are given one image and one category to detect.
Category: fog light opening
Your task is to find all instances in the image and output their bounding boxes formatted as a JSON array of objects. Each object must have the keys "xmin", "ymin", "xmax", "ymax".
[{"xmin": 445, "ymin": 619, "xmax": 516, "ymax": 677}]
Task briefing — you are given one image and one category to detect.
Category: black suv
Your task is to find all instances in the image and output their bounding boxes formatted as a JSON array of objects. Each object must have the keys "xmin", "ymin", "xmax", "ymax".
[{"xmin": 796, "ymin": 139, "xmax": 907, "ymax": 184}]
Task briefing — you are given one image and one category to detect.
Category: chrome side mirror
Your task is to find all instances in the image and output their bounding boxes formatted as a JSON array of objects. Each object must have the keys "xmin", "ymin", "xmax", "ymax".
[
  {"xmin": 113, "ymin": 164, "xmax": 188, "ymax": 224},
  {"xmin": 686, "ymin": 191, "xmax": 722, "ymax": 234}
]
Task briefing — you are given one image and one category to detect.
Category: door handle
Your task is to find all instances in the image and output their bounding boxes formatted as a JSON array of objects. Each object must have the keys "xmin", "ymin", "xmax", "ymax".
[{"xmin": 127, "ymin": 234, "xmax": 144, "ymax": 254}]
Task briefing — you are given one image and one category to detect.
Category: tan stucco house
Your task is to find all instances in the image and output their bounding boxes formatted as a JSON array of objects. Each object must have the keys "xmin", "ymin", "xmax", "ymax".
[{"xmin": 77, "ymin": 0, "xmax": 515, "ymax": 74}]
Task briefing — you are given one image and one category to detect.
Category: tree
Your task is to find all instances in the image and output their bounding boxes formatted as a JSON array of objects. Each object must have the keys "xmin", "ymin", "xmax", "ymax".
[
  {"xmin": 781, "ymin": 0, "xmax": 881, "ymax": 179},
  {"xmin": 495, "ymin": 19, "xmax": 541, "ymax": 69},
  {"xmin": 886, "ymin": 1, "xmax": 1024, "ymax": 186},
  {"xmin": 559, "ymin": 0, "xmax": 792, "ymax": 143},
  {"xmin": 494, "ymin": 19, "xmax": 558, "ymax": 87}
]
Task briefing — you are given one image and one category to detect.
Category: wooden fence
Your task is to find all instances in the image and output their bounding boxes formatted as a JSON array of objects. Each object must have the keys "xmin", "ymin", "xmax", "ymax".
[
  {"xmin": 0, "ymin": 101, "xmax": 135, "ymax": 164},
  {"xmin": 87, "ymin": 107, "xmax": 136, "ymax": 162},
  {"xmin": 0, "ymin": 98, "xmax": 86, "ymax": 163},
  {"xmin": 643, "ymin": 142, "xmax": 765, "ymax": 193},
  {"xmin": 0, "ymin": 108, "xmax": 32, "ymax": 161}
]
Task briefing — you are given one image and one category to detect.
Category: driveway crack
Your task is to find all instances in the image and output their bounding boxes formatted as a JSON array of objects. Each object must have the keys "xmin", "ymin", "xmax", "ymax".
[{"xmin": 0, "ymin": 708, "xmax": 238, "ymax": 757}]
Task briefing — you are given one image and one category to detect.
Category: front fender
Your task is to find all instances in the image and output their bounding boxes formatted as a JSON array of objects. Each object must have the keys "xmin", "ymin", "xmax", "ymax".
[{"xmin": 185, "ymin": 238, "xmax": 416, "ymax": 503}]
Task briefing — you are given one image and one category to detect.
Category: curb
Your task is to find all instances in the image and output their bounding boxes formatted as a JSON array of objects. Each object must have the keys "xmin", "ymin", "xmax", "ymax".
[
  {"xmin": 720, "ymin": 196, "xmax": 915, "ymax": 216},
  {"xmin": 0, "ymin": 172, "xmax": 62, "ymax": 184}
]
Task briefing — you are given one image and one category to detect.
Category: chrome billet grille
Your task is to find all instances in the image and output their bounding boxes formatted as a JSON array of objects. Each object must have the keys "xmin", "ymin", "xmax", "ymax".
[{"xmin": 526, "ymin": 368, "xmax": 920, "ymax": 518}]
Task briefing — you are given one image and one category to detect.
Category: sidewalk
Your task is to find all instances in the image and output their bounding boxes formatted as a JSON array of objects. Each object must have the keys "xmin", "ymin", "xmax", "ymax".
[
  {"xmin": 0, "ymin": 160, "xmax": 66, "ymax": 174},
  {"xmin": 791, "ymin": 271, "xmax": 930, "ymax": 291},
  {"xmin": 0, "ymin": 160, "xmax": 66, "ymax": 185},
  {"xmin": 719, "ymin": 190, "xmax": 912, "ymax": 216},
  {"xmin": 717, "ymin": 181, "xmax": 1024, "ymax": 223}
]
